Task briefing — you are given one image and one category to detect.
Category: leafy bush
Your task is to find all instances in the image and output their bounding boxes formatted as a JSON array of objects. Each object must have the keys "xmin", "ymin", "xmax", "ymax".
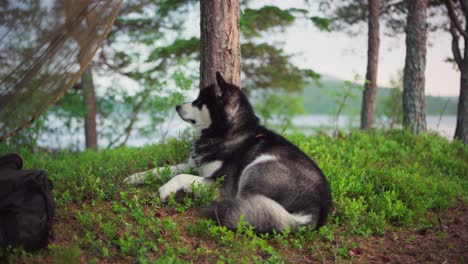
[{"xmin": 0, "ymin": 130, "xmax": 466, "ymax": 262}]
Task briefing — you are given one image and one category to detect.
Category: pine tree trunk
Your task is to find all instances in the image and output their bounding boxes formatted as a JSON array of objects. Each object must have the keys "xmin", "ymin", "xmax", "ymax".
[
  {"xmin": 65, "ymin": 0, "xmax": 98, "ymax": 150},
  {"xmin": 455, "ymin": 71, "xmax": 468, "ymax": 144},
  {"xmin": 402, "ymin": 0, "xmax": 428, "ymax": 134},
  {"xmin": 200, "ymin": 0, "xmax": 241, "ymax": 89},
  {"xmin": 82, "ymin": 66, "xmax": 98, "ymax": 151},
  {"xmin": 360, "ymin": 0, "xmax": 380, "ymax": 129},
  {"xmin": 454, "ymin": 4, "xmax": 468, "ymax": 144}
]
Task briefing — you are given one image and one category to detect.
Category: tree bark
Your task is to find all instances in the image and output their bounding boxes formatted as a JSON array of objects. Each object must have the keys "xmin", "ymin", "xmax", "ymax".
[
  {"xmin": 455, "ymin": 57, "xmax": 468, "ymax": 143},
  {"xmin": 454, "ymin": 0, "xmax": 468, "ymax": 143},
  {"xmin": 200, "ymin": 0, "xmax": 241, "ymax": 89},
  {"xmin": 81, "ymin": 66, "xmax": 98, "ymax": 151},
  {"xmin": 402, "ymin": 0, "xmax": 428, "ymax": 134},
  {"xmin": 65, "ymin": 0, "xmax": 99, "ymax": 150},
  {"xmin": 360, "ymin": 0, "xmax": 380, "ymax": 129}
]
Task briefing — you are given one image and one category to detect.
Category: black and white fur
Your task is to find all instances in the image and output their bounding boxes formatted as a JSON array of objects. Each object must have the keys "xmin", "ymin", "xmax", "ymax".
[{"xmin": 124, "ymin": 72, "xmax": 332, "ymax": 232}]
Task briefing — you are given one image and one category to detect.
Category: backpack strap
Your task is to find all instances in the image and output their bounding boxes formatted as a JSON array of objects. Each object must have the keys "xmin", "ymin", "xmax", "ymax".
[{"xmin": 0, "ymin": 153, "xmax": 23, "ymax": 170}]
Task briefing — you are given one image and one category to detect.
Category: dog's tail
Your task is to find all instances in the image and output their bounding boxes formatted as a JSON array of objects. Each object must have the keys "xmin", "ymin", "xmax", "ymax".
[{"xmin": 202, "ymin": 195, "xmax": 317, "ymax": 232}]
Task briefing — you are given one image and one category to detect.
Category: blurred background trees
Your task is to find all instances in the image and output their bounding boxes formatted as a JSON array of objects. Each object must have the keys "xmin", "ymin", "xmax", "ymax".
[
  {"xmin": 2, "ymin": 0, "xmax": 466, "ymax": 150},
  {"xmin": 17, "ymin": 0, "xmax": 325, "ymax": 151},
  {"xmin": 444, "ymin": 0, "xmax": 468, "ymax": 143}
]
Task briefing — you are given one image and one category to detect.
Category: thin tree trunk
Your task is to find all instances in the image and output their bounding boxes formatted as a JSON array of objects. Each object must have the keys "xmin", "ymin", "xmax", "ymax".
[
  {"xmin": 65, "ymin": 0, "xmax": 99, "ymax": 150},
  {"xmin": 455, "ymin": 0, "xmax": 468, "ymax": 143},
  {"xmin": 361, "ymin": 0, "xmax": 380, "ymax": 129},
  {"xmin": 402, "ymin": 0, "xmax": 428, "ymax": 134},
  {"xmin": 82, "ymin": 66, "xmax": 98, "ymax": 151},
  {"xmin": 200, "ymin": 0, "xmax": 241, "ymax": 89},
  {"xmin": 455, "ymin": 70, "xmax": 468, "ymax": 143}
]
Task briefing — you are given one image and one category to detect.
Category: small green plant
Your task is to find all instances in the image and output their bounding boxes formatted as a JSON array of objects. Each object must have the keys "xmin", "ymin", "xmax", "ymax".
[
  {"xmin": 254, "ymin": 90, "xmax": 305, "ymax": 131},
  {"xmin": 330, "ymin": 74, "xmax": 363, "ymax": 136},
  {"xmin": 379, "ymin": 71, "xmax": 403, "ymax": 129},
  {"xmin": 49, "ymin": 244, "xmax": 81, "ymax": 264},
  {"xmin": 0, "ymin": 130, "xmax": 466, "ymax": 263}
]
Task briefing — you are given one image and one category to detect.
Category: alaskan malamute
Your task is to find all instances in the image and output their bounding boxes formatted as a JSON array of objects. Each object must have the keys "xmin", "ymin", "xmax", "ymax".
[{"xmin": 124, "ymin": 72, "xmax": 332, "ymax": 232}]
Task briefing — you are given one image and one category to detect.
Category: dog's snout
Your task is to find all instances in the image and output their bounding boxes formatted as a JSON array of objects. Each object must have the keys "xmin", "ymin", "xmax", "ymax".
[{"xmin": 176, "ymin": 105, "xmax": 181, "ymax": 111}]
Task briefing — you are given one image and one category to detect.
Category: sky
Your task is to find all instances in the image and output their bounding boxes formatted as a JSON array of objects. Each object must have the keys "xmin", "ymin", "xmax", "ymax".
[{"xmin": 250, "ymin": 1, "xmax": 459, "ymax": 97}]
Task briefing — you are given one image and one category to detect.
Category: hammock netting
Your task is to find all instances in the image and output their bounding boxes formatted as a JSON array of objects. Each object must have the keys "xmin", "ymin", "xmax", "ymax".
[{"xmin": 0, "ymin": 0, "xmax": 122, "ymax": 141}]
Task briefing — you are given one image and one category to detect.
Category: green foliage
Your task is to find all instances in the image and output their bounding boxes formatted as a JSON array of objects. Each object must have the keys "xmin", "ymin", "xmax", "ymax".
[
  {"xmin": 289, "ymin": 130, "xmax": 467, "ymax": 236},
  {"xmin": 22, "ymin": 67, "xmax": 193, "ymax": 150},
  {"xmin": 328, "ymin": 75, "xmax": 363, "ymax": 134},
  {"xmin": 1, "ymin": 130, "xmax": 466, "ymax": 262},
  {"xmin": 30, "ymin": 2, "xmax": 327, "ymax": 151},
  {"xmin": 49, "ymin": 244, "xmax": 81, "ymax": 264},
  {"xmin": 253, "ymin": 90, "xmax": 305, "ymax": 130},
  {"xmin": 4, "ymin": 113, "xmax": 49, "ymax": 151},
  {"xmin": 239, "ymin": 5, "xmax": 322, "ymax": 93},
  {"xmin": 134, "ymin": 2, "xmax": 324, "ymax": 96},
  {"xmin": 242, "ymin": 42, "xmax": 320, "ymax": 92},
  {"xmin": 379, "ymin": 72, "xmax": 403, "ymax": 129},
  {"xmin": 240, "ymin": 6, "xmax": 296, "ymax": 38},
  {"xmin": 324, "ymin": 0, "xmax": 445, "ymax": 36},
  {"xmin": 310, "ymin": 16, "xmax": 332, "ymax": 32},
  {"xmin": 147, "ymin": 37, "xmax": 200, "ymax": 63},
  {"xmin": 302, "ymin": 74, "xmax": 459, "ymax": 116},
  {"xmin": 109, "ymin": 0, "xmax": 191, "ymax": 43}
]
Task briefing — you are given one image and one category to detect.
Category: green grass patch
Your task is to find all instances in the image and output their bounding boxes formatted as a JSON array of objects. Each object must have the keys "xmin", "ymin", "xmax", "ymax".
[{"xmin": 0, "ymin": 130, "xmax": 466, "ymax": 262}]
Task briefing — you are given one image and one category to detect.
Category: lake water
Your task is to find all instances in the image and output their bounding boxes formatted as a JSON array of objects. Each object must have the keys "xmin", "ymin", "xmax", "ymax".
[
  {"xmin": 292, "ymin": 114, "xmax": 457, "ymax": 139},
  {"xmin": 38, "ymin": 114, "xmax": 457, "ymax": 149}
]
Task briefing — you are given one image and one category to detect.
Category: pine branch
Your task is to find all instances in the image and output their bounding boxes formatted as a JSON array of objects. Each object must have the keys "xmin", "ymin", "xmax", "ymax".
[
  {"xmin": 381, "ymin": 0, "xmax": 405, "ymax": 15},
  {"xmin": 443, "ymin": 0, "xmax": 467, "ymax": 39},
  {"xmin": 106, "ymin": 89, "xmax": 151, "ymax": 149},
  {"xmin": 460, "ymin": 0, "xmax": 468, "ymax": 16},
  {"xmin": 450, "ymin": 22, "xmax": 464, "ymax": 70}
]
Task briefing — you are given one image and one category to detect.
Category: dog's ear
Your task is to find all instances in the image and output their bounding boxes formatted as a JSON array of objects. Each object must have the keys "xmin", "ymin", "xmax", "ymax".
[
  {"xmin": 214, "ymin": 84, "xmax": 222, "ymax": 98},
  {"xmin": 215, "ymin": 71, "xmax": 228, "ymax": 98},
  {"xmin": 216, "ymin": 71, "xmax": 227, "ymax": 88}
]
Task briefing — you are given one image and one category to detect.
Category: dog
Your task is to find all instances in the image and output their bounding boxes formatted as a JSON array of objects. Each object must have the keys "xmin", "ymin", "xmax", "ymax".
[{"xmin": 124, "ymin": 72, "xmax": 332, "ymax": 232}]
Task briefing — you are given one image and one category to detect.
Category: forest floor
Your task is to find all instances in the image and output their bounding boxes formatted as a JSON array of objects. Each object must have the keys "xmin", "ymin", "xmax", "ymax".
[
  {"xmin": 1, "ymin": 130, "xmax": 467, "ymax": 263},
  {"xmin": 355, "ymin": 203, "xmax": 468, "ymax": 263},
  {"xmin": 43, "ymin": 202, "xmax": 468, "ymax": 264}
]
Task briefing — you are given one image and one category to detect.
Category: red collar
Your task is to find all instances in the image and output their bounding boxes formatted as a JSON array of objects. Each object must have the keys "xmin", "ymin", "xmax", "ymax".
[{"xmin": 255, "ymin": 133, "xmax": 265, "ymax": 138}]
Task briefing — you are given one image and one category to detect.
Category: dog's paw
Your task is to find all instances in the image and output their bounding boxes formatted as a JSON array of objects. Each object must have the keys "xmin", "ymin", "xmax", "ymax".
[
  {"xmin": 158, "ymin": 187, "xmax": 170, "ymax": 202},
  {"xmin": 158, "ymin": 175, "xmax": 188, "ymax": 202},
  {"xmin": 158, "ymin": 181, "xmax": 179, "ymax": 202},
  {"xmin": 123, "ymin": 172, "xmax": 148, "ymax": 185},
  {"xmin": 124, "ymin": 167, "xmax": 166, "ymax": 185}
]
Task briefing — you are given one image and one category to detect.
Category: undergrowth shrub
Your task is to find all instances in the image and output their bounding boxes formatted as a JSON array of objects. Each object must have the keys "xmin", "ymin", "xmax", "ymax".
[
  {"xmin": 289, "ymin": 130, "xmax": 467, "ymax": 236},
  {"xmin": 0, "ymin": 130, "xmax": 466, "ymax": 262}
]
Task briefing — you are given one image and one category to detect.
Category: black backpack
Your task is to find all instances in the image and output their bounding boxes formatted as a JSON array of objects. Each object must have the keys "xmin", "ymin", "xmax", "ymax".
[{"xmin": 0, "ymin": 153, "xmax": 54, "ymax": 251}]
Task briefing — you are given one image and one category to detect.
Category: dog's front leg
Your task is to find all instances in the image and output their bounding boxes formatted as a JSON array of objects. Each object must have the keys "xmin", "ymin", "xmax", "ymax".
[
  {"xmin": 124, "ymin": 159, "xmax": 195, "ymax": 185},
  {"xmin": 158, "ymin": 174, "xmax": 214, "ymax": 202}
]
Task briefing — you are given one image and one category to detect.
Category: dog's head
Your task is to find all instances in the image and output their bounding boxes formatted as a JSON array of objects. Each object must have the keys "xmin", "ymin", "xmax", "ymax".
[{"xmin": 176, "ymin": 72, "xmax": 258, "ymax": 134}]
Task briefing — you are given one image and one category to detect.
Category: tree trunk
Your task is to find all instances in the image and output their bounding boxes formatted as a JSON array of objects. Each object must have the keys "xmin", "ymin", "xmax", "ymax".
[
  {"xmin": 200, "ymin": 0, "xmax": 241, "ymax": 89},
  {"xmin": 455, "ymin": 1, "xmax": 468, "ymax": 144},
  {"xmin": 455, "ymin": 67, "xmax": 468, "ymax": 144},
  {"xmin": 360, "ymin": 0, "xmax": 380, "ymax": 129},
  {"xmin": 65, "ymin": 0, "xmax": 99, "ymax": 150},
  {"xmin": 402, "ymin": 0, "xmax": 428, "ymax": 134},
  {"xmin": 82, "ymin": 66, "xmax": 98, "ymax": 151}
]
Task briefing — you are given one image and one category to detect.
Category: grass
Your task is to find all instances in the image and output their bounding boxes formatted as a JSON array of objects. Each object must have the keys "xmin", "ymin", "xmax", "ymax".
[{"xmin": 0, "ymin": 130, "xmax": 467, "ymax": 263}]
